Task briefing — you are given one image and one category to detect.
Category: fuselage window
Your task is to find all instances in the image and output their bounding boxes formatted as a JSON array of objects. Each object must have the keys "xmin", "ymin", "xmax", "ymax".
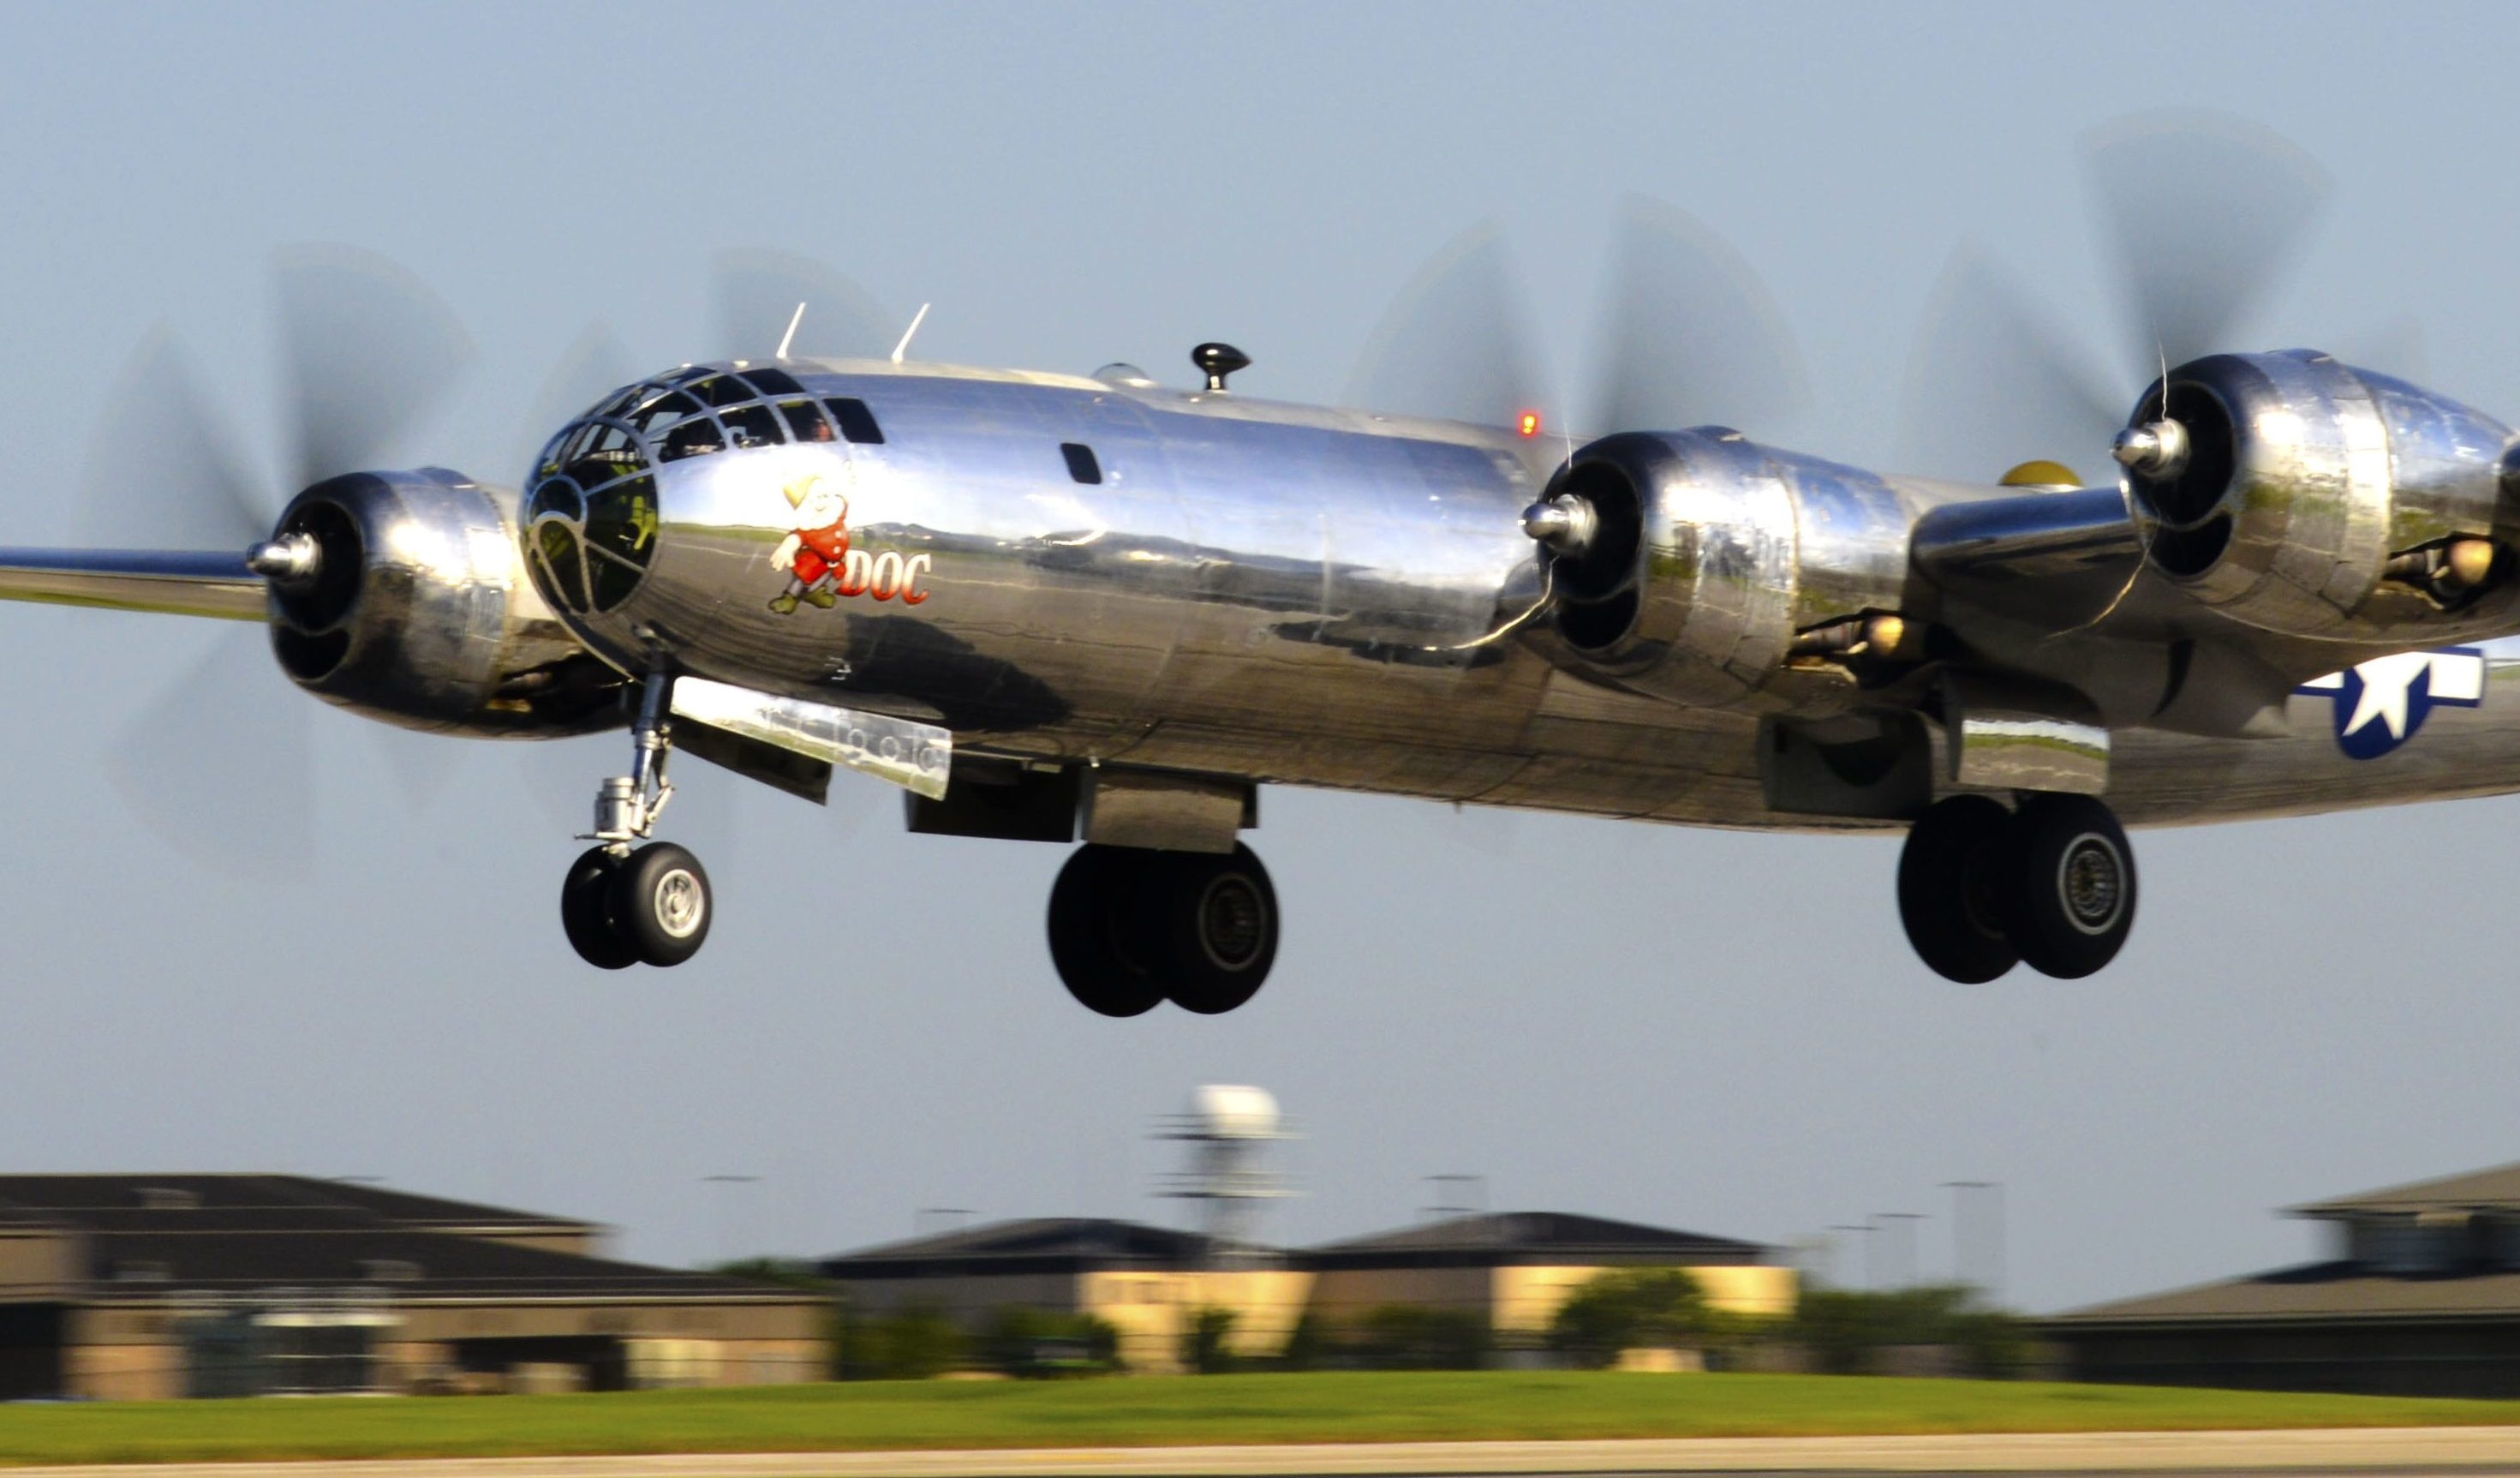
[
  {"xmin": 746, "ymin": 367, "xmax": 805, "ymax": 396},
  {"xmin": 1060, "ymin": 442, "xmax": 1103, "ymax": 485},
  {"xmin": 825, "ymin": 398, "xmax": 885, "ymax": 445},
  {"xmin": 780, "ymin": 400, "xmax": 835, "ymax": 442},
  {"xmin": 660, "ymin": 418, "xmax": 726, "ymax": 462},
  {"xmin": 722, "ymin": 403, "xmax": 785, "ymax": 450}
]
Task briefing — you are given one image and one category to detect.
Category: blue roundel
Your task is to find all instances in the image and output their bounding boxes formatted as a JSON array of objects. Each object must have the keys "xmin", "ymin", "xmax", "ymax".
[{"xmin": 2296, "ymin": 649, "xmax": 2486, "ymax": 759}]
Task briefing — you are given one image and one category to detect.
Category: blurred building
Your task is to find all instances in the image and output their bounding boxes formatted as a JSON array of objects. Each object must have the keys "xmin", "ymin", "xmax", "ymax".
[
  {"xmin": 822, "ymin": 1217, "xmax": 1308, "ymax": 1372},
  {"xmin": 1305, "ymin": 1211, "xmax": 1794, "ymax": 1335},
  {"xmin": 2045, "ymin": 1161, "xmax": 2520, "ymax": 1397},
  {"xmin": 821, "ymin": 1209, "xmax": 1794, "ymax": 1372},
  {"xmin": 0, "ymin": 1175, "xmax": 823, "ymax": 1400}
]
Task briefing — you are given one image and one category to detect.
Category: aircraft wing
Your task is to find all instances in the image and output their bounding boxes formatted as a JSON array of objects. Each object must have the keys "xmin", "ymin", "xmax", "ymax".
[{"xmin": 0, "ymin": 549, "xmax": 264, "ymax": 621}]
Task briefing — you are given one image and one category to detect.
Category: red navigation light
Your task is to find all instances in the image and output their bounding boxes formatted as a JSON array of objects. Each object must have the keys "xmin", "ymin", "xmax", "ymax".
[{"xmin": 1516, "ymin": 410, "xmax": 1542, "ymax": 439}]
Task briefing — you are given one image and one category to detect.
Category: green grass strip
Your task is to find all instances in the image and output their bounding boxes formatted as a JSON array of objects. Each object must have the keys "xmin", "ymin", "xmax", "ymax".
[{"xmin": 5, "ymin": 1371, "xmax": 2520, "ymax": 1466}]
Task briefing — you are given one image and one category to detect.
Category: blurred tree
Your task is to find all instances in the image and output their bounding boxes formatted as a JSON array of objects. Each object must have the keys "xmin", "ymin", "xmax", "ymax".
[
  {"xmin": 1783, "ymin": 1284, "xmax": 2029, "ymax": 1377},
  {"xmin": 1185, "ymin": 1306, "xmax": 1239, "ymax": 1373},
  {"xmin": 1546, "ymin": 1267, "xmax": 1712, "ymax": 1368},
  {"xmin": 976, "ymin": 1306, "xmax": 1121, "ymax": 1377},
  {"xmin": 1353, "ymin": 1303, "xmax": 1490, "ymax": 1370},
  {"xmin": 839, "ymin": 1304, "xmax": 964, "ymax": 1380},
  {"xmin": 1277, "ymin": 1307, "xmax": 1331, "ymax": 1371}
]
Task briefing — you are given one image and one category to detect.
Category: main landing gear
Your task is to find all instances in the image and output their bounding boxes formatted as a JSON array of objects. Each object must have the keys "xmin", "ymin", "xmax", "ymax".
[
  {"xmin": 561, "ymin": 670, "xmax": 714, "ymax": 970},
  {"xmin": 1047, "ymin": 842, "xmax": 1281, "ymax": 1016},
  {"xmin": 1896, "ymin": 793, "xmax": 2135, "ymax": 983}
]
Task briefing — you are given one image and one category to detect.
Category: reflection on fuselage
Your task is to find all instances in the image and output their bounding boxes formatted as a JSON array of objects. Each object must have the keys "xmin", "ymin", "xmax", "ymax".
[{"xmin": 520, "ymin": 359, "xmax": 2520, "ymax": 835}]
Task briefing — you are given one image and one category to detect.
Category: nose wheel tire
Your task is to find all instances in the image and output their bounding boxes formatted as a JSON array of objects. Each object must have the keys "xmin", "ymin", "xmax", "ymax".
[
  {"xmin": 1047, "ymin": 843, "xmax": 1280, "ymax": 1015},
  {"xmin": 608, "ymin": 842, "xmax": 714, "ymax": 967},
  {"xmin": 561, "ymin": 846, "xmax": 640, "ymax": 970},
  {"xmin": 1896, "ymin": 796, "xmax": 2022, "ymax": 984},
  {"xmin": 2000, "ymin": 794, "xmax": 2136, "ymax": 979}
]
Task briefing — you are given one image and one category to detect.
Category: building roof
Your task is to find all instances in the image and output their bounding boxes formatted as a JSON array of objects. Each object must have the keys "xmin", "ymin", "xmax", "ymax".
[
  {"xmin": 0, "ymin": 1175, "xmax": 590, "ymax": 1233},
  {"xmin": 823, "ymin": 1211, "xmax": 1775, "ymax": 1281},
  {"xmin": 1301, "ymin": 1212, "xmax": 1769, "ymax": 1272},
  {"xmin": 823, "ymin": 1218, "xmax": 1226, "ymax": 1278},
  {"xmin": 2050, "ymin": 1260, "xmax": 2520, "ymax": 1329},
  {"xmin": 80, "ymin": 1229, "xmax": 791, "ymax": 1304},
  {"xmin": 2290, "ymin": 1162, "xmax": 2520, "ymax": 1218},
  {"xmin": 0, "ymin": 1175, "xmax": 797, "ymax": 1308}
]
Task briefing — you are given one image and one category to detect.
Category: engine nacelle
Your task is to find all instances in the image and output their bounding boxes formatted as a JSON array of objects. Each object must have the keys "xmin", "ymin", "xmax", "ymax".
[
  {"xmin": 263, "ymin": 468, "xmax": 626, "ymax": 736},
  {"xmin": 1530, "ymin": 429, "xmax": 1911, "ymax": 713},
  {"xmin": 2118, "ymin": 350, "xmax": 2520, "ymax": 640}
]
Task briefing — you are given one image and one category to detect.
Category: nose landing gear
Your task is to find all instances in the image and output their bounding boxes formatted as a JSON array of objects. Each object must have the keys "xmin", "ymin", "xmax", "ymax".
[
  {"xmin": 560, "ymin": 669, "xmax": 715, "ymax": 970},
  {"xmin": 1047, "ymin": 843, "xmax": 1280, "ymax": 1015},
  {"xmin": 1898, "ymin": 793, "xmax": 2135, "ymax": 983}
]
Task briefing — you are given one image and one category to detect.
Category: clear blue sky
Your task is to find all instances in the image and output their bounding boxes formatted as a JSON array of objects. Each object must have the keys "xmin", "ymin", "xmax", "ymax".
[{"xmin": 0, "ymin": 1, "xmax": 2514, "ymax": 1312}]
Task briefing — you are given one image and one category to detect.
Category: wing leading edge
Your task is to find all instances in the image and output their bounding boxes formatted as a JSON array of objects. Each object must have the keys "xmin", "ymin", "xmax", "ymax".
[{"xmin": 0, "ymin": 549, "xmax": 264, "ymax": 621}]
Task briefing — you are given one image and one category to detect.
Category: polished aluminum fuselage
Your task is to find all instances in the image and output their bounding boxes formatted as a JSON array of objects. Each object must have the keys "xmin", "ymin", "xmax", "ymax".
[{"xmin": 548, "ymin": 359, "xmax": 2520, "ymax": 832}]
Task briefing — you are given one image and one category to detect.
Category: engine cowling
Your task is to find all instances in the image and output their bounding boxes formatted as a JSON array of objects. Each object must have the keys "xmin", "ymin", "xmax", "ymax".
[
  {"xmin": 2117, "ymin": 350, "xmax": 2520, "ymax": 640},
  {"xmin": 262, "ymin": 468, "xmax": 626, "ymax": 735},
  {"xmin": 1529, "ymin": 429, "xmax": 1911, "ymax": 713}
]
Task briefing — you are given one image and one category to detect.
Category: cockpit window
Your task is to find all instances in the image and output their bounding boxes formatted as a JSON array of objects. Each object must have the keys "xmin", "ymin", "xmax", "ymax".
[
  {"xmin": 826, "ymin": 398, "xmax": 885, "ymax": 445},
  {"xmin": 534, "ymin": 521, "xmax": 588, "ymax": 610},
  {"xmin": 628, "ymin": 390, "xmax": 701, "ymax": 434},
  {"xmin": 722, "ymin": 402, "xmax": 784, "ymax": 451},
  {"xmin": 691, "ymin": 374, "xmax": 755, "ymax": 409},
  {"xmin": 780, "ymin": 400, "xmax": 834, "ymax": 442},
  {"xmin": 660, "ymin": 420, "xmax": 725, "ymax": 462},
  {"xmin": 524, "ymin": 363, "xmax": 887, "ymax": 617}
]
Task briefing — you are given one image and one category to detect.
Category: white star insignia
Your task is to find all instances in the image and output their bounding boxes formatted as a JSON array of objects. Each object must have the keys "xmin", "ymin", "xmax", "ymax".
[{"xmin": 2342, "ymin": 650, "xmax": 2433, "ymax": 739}]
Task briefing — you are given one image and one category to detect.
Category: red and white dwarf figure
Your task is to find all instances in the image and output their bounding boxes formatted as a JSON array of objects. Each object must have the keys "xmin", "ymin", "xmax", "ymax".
[{"xmin": 769, "ymin": 473, "xmax": 850, "ymax": 613}]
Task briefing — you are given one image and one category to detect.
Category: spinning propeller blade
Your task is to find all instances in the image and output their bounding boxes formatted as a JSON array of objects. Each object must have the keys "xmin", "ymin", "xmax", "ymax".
[
  {"xmin": 2082, "ymin": 110, "xmax": 2332, "ymax": 374},
  {"xmin": 709, "ymin": 248, "xmax": 896, "ymax": 362},
  {"xmin": 274, "ymin": 243, "xmax": 475, "ymax": 491},
  {"xmin": 86, "ymin": 246, "xmax": 484, "ymax": 872},
  {"xmin": 513, "ymin": 320, "xmax": 639, "ymax": 477},
  {"xmin": 1900, "ymin": 110, "xmax": 2342, "ymax": 482},
  {"xmin": 1591, "ymin": 194, "xmax": 1810, "ymax": 436},
  {"xmin": 1898, "ymin": 246, "xmax": 2124, "ymax": 481},
  {"xmin": 105, "ymin": 625, "xmax": 316, "ymax": 882},
  {"xmin": 1344, "ymin": 221, "xmax": 1547, "ymax": 429},
  {"xmin": 1347, "ymin": 200, "xmax": 1808, "ymax": 440},
  {"xmin": 77, "ymin": 329, "xmax": 268, "ymax": 550}
]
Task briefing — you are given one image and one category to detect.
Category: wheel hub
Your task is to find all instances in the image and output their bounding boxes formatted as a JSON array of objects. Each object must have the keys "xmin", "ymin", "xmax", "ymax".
[
  {"xmin": 2059, "ymin": 833, "xmax": 2124, "ymax": 934},
  {"xmin": 1197, "ymin": 875, "xmax": 1268, "ymax": 971},
  {"xmin": 653, "ymin": 867, "xmax": 707, "ymax": 938}
]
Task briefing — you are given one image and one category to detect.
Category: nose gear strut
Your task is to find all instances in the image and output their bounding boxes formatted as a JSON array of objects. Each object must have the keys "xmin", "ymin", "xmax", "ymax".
[{"xmin": 561, "ymin": 662, "xmax": 714, "ymax": 968}]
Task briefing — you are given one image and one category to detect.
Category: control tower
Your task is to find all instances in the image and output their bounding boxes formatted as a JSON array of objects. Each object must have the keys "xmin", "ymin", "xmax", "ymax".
[{"xmin": 1152, "ymin": 1085, "xmax": 1294, "ymax": 1263}]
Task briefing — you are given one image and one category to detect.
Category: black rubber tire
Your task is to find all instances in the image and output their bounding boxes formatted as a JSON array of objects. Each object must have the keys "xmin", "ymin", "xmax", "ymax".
[
  {"xmin": 1161, "ymin": 844, "xmax": 1279, "ymax": 1015},
  {"xmin": 561, "ymin": 847, "xmax": 639, "ymax": 970},
  {"xmin": 1047, "ymin": 846, "xmax": 1166, "ymax": 1017},
  {"xmin": 1896, "ymin": 796, "xmax": 2021, "ymax": 984},
  {"xmin": 607, "ymin": 841, "xmax": 713, "ymax": 967},
  {"xmin": 2002, "ymin": 793, "xmax": 2136, "ymax": 979}
]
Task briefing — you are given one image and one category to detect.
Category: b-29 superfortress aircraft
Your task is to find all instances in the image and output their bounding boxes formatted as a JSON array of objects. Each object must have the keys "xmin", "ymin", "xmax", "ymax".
[{"xmin": 8, "ymin": 112, "xmax": 2511, "ymax": 1014}]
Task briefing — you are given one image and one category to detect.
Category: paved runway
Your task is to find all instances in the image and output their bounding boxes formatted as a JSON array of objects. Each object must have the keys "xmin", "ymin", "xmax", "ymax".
[{"xmin": 18, "ymin": 1430, "xmax": 2520, "ymax": 1478}]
